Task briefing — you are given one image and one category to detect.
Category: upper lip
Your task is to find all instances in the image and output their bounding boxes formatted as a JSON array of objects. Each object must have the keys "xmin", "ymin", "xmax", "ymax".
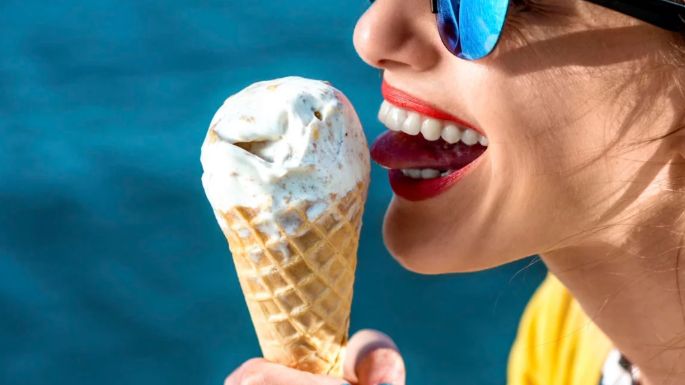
[{"xmin": 381, "ymin": 81, "xmax": 483, "ymax": 136}]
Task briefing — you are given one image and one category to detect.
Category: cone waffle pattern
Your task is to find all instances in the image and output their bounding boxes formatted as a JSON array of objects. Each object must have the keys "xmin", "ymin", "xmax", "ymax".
[{"xmin": 218, "ymin": 181, "xmax": 367, "ymax": 377}]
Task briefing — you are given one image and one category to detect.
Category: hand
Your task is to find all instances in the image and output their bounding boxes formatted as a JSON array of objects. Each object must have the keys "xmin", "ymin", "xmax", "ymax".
[{"xmin": 225, "ymin": 329, "xmax": 406, "ymax": 385}]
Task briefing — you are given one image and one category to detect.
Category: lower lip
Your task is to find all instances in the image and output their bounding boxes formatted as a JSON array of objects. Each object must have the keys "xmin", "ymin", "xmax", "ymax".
[{"xmin": 388, "ymin": 154, "xmax": 485, "ymax": 201}]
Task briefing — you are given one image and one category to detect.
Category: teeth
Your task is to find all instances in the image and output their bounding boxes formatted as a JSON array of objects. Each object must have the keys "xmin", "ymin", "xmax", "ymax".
[
  {"xmin": 461, "ymin": 128, "xmax": 480, "ymax": 146},
  {"xmin": 402, "ymin": 112, "xmax": 422, "ymax": 135},
  {"xmin": 401, "ymin": 168, "xmax": 451, "ymax": 180},
  {"xmin": 378, "ymin": 101, "xmax": 489, "ymax": 147},
  {"xmin": 441, "ymin": 124, "xmax": 461, "ymax": 144},
  {"xmin": 421, "ymin": 118, "xmax": 442, "ymax": 141},
  {"xmin": 421, "ymin": 169, "xmax": 440, "ymax": 179},
  {"xmin": 378, "ymin": 100, "xmax": 391, "ymax": 122},
  {"xmin": 388, "ymin": 107, "xmax": 407, "ymax": 132},
  {"xmin": 402, "ymin": 169, "xmax": 422, "ymax": 178}
]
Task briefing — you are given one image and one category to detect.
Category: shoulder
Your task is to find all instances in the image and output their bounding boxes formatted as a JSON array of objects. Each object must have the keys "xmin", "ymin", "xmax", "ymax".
[{"xmin": 508, "ymin": 274, "xmax": 613, "ymax": 385}]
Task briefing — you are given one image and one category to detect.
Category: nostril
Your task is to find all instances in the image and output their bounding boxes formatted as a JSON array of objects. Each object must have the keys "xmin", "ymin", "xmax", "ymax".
[{"xmin": 377, "ymin": 59, "xmax": 411, "ymax": 71}]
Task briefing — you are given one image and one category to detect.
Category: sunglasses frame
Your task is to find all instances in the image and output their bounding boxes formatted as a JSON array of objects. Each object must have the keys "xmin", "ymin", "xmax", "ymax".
[
  {"xmin": 585, "ymin": 0, "xmax": 685, "ymax": 32},
  {"xmin": 431, "ymin": 0, "xmax": 685, "ymax": 31},
  {"xmin": 431, "ymin": 0, "xmax": 685, "ymax": 59}
]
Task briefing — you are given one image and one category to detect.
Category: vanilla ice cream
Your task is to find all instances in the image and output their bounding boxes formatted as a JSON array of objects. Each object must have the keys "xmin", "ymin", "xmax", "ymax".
[{"xmin": 201, "ymin": 76, "xmax": 369, "ymax": 214}]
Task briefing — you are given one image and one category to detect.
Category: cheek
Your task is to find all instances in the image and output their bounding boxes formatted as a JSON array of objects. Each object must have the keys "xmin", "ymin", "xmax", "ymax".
[
  {"xmin": 474, "ymin": 71, "xmax": 631, "ymax": 245},
  {"xmin": 380, "ymin": 71, "xmax": 614, "ymax": 273}
]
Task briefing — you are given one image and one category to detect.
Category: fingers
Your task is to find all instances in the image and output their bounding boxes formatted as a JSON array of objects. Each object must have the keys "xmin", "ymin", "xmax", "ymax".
[
  {"xmin": 225, "ymin": 330, "xmax": 406, "ymax": 385},
  {"xmin": 343, "ymin": 329, "xmax": 406, "ymax": 385},
  {"xmin": 225, "ymin": 358, "xmax": 348, "ymax": 385}
]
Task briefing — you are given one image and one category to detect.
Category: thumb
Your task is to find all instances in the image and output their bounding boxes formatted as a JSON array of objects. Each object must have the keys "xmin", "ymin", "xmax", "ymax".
[{"xmin": 343, "ymin": 329, "xmax": 406, "ymax": 385}]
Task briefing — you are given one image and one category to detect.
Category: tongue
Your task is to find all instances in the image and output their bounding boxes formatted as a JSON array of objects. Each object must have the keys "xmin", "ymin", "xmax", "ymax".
[{"xmin": 370, "ymin": 131, "xmax": 487, "ymax": 170}]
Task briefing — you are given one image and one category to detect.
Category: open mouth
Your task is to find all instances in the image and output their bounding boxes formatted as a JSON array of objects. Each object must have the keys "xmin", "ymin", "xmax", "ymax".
[{"xmin": 370, "ymin": 83, "xmax": 489, "ymax": 201}]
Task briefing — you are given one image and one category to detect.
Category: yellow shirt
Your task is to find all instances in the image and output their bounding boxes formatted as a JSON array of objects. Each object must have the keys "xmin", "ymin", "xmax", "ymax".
[{"xmin": 508, "ymin": 274, "xmax": 614, "ymax": 385}]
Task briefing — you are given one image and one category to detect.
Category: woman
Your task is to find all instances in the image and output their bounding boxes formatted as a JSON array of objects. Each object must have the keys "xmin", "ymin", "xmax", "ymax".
[{"xmin": 225, "ymin": 1, "xmax": 685, "ymax": 384}]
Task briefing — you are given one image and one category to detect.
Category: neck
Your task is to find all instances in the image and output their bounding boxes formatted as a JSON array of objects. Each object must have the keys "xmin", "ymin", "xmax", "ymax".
[{"xmin": 541, "ymin": 181, "xmax": 685, "ymax": 385}]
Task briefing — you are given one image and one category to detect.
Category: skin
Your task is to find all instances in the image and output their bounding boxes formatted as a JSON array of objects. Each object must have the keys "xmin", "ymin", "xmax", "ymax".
[{"xmin": 227, "ymin": 0, "xmax": 685, "ymax": 384}]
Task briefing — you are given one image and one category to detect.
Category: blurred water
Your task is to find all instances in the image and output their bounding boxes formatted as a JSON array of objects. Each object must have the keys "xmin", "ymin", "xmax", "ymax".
[{"xmin": 0, "ymin": 1, "xmax": 546, "ymax": 384}]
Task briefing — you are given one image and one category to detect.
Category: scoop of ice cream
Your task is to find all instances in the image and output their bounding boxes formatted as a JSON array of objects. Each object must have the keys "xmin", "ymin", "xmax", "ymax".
[{"xmin": 201, "ymin": 76, "xmax": 370, "ymax": 212}]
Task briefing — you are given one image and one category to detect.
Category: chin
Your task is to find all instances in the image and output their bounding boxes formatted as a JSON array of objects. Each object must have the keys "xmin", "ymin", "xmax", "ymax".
[
  {"xmin": 383, "ymin": 203, "xmax": 493, "ymax": 275},
  {"xmin": 382, "ymin": 198, "xmax": 528, "ymax": 274}
]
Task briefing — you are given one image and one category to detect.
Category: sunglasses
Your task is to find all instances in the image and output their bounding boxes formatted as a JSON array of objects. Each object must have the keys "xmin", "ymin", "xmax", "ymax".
[
  {"xmin": 426, "ymin": 0, "xmax": 685, "ymax": 60},
  {"xmin": 431, "ymin": 0, "xmax": 685, "ymax": 60}
]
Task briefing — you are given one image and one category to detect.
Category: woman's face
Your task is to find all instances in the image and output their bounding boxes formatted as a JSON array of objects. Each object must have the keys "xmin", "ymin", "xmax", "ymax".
[{"xmin": 354, "ymin": 0, "xmax": 682, "ymax": 273}]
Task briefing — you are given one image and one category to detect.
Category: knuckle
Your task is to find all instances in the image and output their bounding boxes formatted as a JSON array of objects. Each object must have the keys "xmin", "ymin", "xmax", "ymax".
[
  {"xmin": 241, "ymin": 358, "xmax": 266, "ymax": 372},
  {"xmin": 366, "ymin": 346, "xmax": 401, "ymax": 366},
  {"xmin": 225, "ymin": 359, "xmax": 268, "ymax": 385},
  {"xmin": 364, "ymin": 348, "xmax": 406, "ymax": 383}
]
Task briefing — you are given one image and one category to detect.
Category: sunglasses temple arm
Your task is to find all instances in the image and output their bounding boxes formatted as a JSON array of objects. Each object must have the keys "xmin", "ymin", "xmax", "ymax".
[
  {"xmin": 585, "ymin": 0, "xmax": 685, "ymax": 32},
  {"xmin": 430, "ymin": 0, "xmax": 438, "ymax": 14}
]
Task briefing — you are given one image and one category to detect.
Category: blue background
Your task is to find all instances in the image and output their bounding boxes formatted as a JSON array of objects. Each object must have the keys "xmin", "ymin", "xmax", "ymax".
[{"xmin": 0, "ymin": 1, "xmax": 546, "ymax": 384}]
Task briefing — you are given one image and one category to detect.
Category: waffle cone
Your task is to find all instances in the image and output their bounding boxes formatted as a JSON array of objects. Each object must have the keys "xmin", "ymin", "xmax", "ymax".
[{"xmin": 216, "ymin": 180, "xmax": 368, "ymax": 377}]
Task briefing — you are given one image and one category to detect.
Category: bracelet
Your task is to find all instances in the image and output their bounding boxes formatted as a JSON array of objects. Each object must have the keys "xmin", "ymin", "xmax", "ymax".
[
  {"xmin": 601, "ymin": 349, "xmax": 642, "ymax": 385},
  {"xmin": 618, "ymin": 353, "xmax": 642, "ymax": 385}
]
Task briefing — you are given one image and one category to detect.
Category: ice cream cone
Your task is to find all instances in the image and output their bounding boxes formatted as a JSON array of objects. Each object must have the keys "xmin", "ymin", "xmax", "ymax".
[
  {"xmin": 216, "ymin": 180, "xmax": 367, "ymax": 376},
  {"xmin": 200, "ymin": 77, "xmax": 370, "ymax": 377}
]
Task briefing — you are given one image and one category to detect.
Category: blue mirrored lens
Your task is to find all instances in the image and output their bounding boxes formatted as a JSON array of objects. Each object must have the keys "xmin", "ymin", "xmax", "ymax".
[
  {"xmin": 436, "ymin": 0, "xmax": 460, "ymax": 55},
  {"xmin": 460, "ymin": 0, "xmax": 509, "ymax": 59},
  {"xmin": 436, "ymin": 0, "xmax": 510, "ymax": 60}
]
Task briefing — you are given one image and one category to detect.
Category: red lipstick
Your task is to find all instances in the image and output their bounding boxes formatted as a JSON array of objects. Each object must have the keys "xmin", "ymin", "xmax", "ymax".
[
  {"xmin": 387, "ymin": 158, "xmax": 484, "ymax": 202},
  {"xmin": 371, "ymin": 82, "xmax": 488, "ymax": 201},
  {"xmin": 381, "ymin": 81, "xmax": 482, "ymax": 135}
]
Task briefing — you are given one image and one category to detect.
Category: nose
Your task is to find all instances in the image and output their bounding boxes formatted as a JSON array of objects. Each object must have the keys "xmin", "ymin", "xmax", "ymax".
[{"xmin": 353, "ymin": 0, "xmax": 441, "ymax": 72}]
